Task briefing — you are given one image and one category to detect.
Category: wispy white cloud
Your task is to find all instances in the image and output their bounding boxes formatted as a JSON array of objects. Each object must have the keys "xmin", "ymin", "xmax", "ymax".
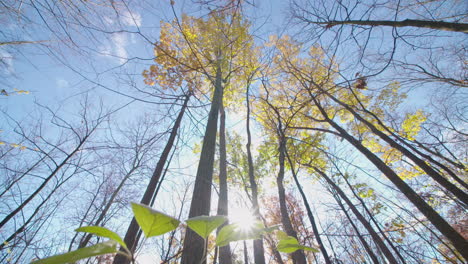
[
  {"xmin": 98, "ymin": 32, "xmax": 129, "ymax": 64},
  {"xmin": 56, "ymin": 78, "xmax": 69, "ymax": 89},
  {"xmin": 103, "ymin": 16, "xmax": 114, "ymax": 26},
  {"xmin": 98, "ymin": 9, "xmax": 140, "ymax": 64},
  {"xmin": 103, "ymin": 10, "xmax": 141, "ymax": 27},
  {"xmin": 121, "ymin": 10, "xmax": 142, "ymax": 27},
  {"xmin": 112, "ymin": 33, "xmax": 128, "ymax": 64}
]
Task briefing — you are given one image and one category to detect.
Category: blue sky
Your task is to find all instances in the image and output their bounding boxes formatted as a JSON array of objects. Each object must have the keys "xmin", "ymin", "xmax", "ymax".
[
  {"xmin": 1, "ymin": 1, "xmax": 466, "ymax": 263},
  {"xmin": 0, "ymin": 0, "xmax": 291, "ymax": 129},
  {"xmin": 0, "ymin": 1, "xmax": 291, "ymax": 262}
]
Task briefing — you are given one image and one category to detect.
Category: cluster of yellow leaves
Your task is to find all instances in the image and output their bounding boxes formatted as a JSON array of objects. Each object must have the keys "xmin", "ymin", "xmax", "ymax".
[
  {"xmin": 257, "ymin": 36, "xmax": 336, "ymax": 136},
  {"xmin": 287, "ymin": 134, "xmax": 327, "ymax": 172},
  {"xmin": 385, "ymin": 219, "xmax": 406, "ymax": 243},
  {"xmin": 14, "ymin": 88, "xmax": 29, "ymax": 95},
  {"xmin": 1, "ymin": 88, "xmax": 30, "ymax": 96},
  {"xmin": 397, "ymin": 166, "xmax": 425, "ymax": 180},
  {"xmin": 337, "ymin": 87, "xmax": 370, "ymax": 111},
  {"xmin": 10, "ymin": 143, "xmax": 27, "ymax": 150},
  {"xmin": 338, "ymin": 81, "xmax": 405, "ymax": 140},
  {"xmin": 352, "ymin": 183, "xmax": 376, "ymax": 199},
  {"xmin": 358, "ymin": 188, "xmax": 375, "ymax": 199},
  {"xmin": 3, "ymin": 241, "xmax": 12, "ymax": 263},
  {"xmin": 362, "ymin": 138, "xmax": 401, "ymax": 164},
  {"xmin": 255, "ymin": 36, "xmax": 348, "ymax": 175},
  {"xmin": 261, "ymin": 34, "xmax": 429, "ymax": 188},
  {"xmin": 143, "ymin": 12, "xmax": 256, "ymax": 109},
  {"xmin": 343, "ymin": 82, "xmax": 407, "ymax": 139},
  {"xmin": 349, "ymin": 86, "xmax": 427, "ymax": 181},
  {"xmin": 401, "ymin": 110, "xmax": 427, "ymax": 140},
  {"xmin": 269, "ymin": 35, "xmax": 335, "ymax": 92},
  {"xmin": 362, "ymin": 137, "xmax": 425, "ymax": 180},
  {"xmin": 363, "ymin": 138, "xmax": 421, "ymax": 181},
  {"xmin": 267, "ymin": 36, "xmax": 400, "ymax": 154},
  {"xmin": 374, "ymin": 81, "xmax": 407, "ymax": 110},
  {"xmin": 0, "ymin": 130, "xmax": 35, "ymax": 151},
  {"xmin": 0, "ymin": 141, "xmax": 28, "ymax": 150}
]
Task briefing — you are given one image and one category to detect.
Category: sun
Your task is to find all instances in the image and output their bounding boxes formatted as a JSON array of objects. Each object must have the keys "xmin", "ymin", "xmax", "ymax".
[{"xmin": 229, "ymin": 207, "xmax": 257, "ymax": 232}]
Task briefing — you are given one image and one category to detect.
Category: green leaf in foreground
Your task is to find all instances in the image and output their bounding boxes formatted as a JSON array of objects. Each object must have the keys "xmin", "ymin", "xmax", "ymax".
[
  {"xmin": 216, "ymin": 222, "xmax": 279, "ymax": 247},
  {"xmin": 277, "ymin": 235, "xmax": 319, "ymax": 253},
  {"xmin": 215, "ymin": 224, "xmax": 239, "ymax": 247},
  {"xmin": 75, "ymin": 226, "xmax": 127, "ymax": 249},
  {"xmin": 31, "ymin": 240, "xmax": 118, "ymax": 264},
  {"xmin": 186, "ymin": 215, "xmax": 227, "ymax": 239},
  {"xmin": 276, "ymin": 230, "xmax": 289, "ymax": 240},
  {"xmin": 131, "ymin": 202, "xmax": 180, "ymax": 238}
]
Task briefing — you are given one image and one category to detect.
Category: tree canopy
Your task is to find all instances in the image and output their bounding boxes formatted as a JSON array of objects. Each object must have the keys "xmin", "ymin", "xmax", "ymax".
[{"xmin": 1, "ymin": 0, "xmax": 467, "ymax": 263}]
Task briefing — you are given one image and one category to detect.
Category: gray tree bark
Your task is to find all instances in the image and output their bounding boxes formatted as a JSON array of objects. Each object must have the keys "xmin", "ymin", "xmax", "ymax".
[
  {"xmin": 181, "ymin": 61, "xmax": 224, "ymax": 264},
  {"xmin": 216, "ymin": 103, "xmax": 233, "ymax": 264},
  {"xmin": 113, "ymin": 94, "xmax": 190, "ymax": 264}
]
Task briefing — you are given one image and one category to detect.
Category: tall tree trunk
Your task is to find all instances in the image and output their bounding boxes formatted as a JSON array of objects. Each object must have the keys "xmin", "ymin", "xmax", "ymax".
[
  {"xmin": 216, "ymin": 103, "xmax": 233, "ymax": 264},
  {"xmin": 284, "ymin": 149, "xmax": 332, "ymax": 264},
  {"xmin": 243, "ymin": 241, "xmax": 249, "ymax": 264},
  {"xmin": 264, "ymin": 234, "xmax": 286, "ymax": 264},
  {"xmin": 78, "ymin": 166, "xmax": 138, "ymax": 249},
  {"xmin": 181, "ymin": 62, "xmax": 224, "ymax": 264},
  {"xmin": 340, "ymin": 171, "xmax": 407, "ymax": 263},
  {"xmin": 413, "ymin": 138, "xmax": 466, "ymax": 171},
  {"xmin": 277, "ymin": 137, "xmax": 307, "ymax": 264},
  {"xmin": 311, "ymin": 96, "xmax": 468, "ymax": 260},
  {"xmin": 113, "ymin": 94, "xmax": 190, "ymax": 264},
  {"xmin": 314, "ymin": 167, "xmax": 398, "ymax": 264},
  {"xmin": 245, "ymin": 81, "xmax": 267, "ymax": 264},
  {"xmin": 131, "ymin": 144, "xmax": 179, "ymax": 250},
  {"xmin": 332, "ymin": 190, "xmax": 380, "ymax": 264},
  {"xmin": 402, "ymin": 141, "xmax": 467, "ymax": 190},
  {"xmin": 327, "ymin": 91, "xmax": 468, "ymax": 206},
  {"xmin": 315, "ymin": 19, "xmax": 468, "ymax": 33}
]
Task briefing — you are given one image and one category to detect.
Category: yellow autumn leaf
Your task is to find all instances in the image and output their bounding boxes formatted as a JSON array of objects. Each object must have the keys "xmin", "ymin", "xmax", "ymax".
[
  {"xmin": 401, "ymin": 110, "xmax": 427, "ymax": 140},
  {"xmin": 12, "ymin": 88, "xmax": 30, "ymax": 95}
]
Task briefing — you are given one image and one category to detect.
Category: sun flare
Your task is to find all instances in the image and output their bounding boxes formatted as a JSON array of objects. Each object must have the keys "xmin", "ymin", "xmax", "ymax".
[{"xmin": 229, "ymin": 207, "xmax": 257, "ymax": 232}]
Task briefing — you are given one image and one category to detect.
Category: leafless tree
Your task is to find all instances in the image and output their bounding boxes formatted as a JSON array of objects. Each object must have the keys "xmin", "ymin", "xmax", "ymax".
[
  {"xmin": 290, "ymin": 0, "xmax": 467, "ymax": 90},
  {"xmin": 0, "ymin": 95, "xmax": 109, "ymax": 263}
]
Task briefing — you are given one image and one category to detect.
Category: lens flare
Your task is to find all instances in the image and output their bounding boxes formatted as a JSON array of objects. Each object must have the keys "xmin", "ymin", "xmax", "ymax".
[{"xmin": 229, "ymin": 207, "xmax": 256, "ymax": 232}]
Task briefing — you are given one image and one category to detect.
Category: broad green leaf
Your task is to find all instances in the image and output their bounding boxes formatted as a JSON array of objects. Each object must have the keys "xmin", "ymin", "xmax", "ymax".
[
  {"xmin": 277, "ymin": 235, "xmax": 319, "ymax": 253},
  {"xmin": 31, "ymin": 240, "xmax": 118, "ymax": 264},
  {"xmin": 215, "ymin": 224, "xmax": 239, "ymax": 247},
  {"xmin": 276, "ymin": 230, "xmax": 289, "ymax": 240},
  {"xmin": 216, "ymin": 222, "xmax": 279, "ymax": 247},
  {"xmin": 186, "ymin": 215, "xmax": 227, "ymax": 239},
  {"xmin": 131, "ymin": 203, "xmax": 180, "ymax": 238},
  {"xmin": 75, "ymin": 226, "xmax": 127, "ymax": 249}
]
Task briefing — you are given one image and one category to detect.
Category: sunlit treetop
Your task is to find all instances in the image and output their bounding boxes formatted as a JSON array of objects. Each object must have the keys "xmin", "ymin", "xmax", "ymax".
[
  {"xmin": 267, "ymin": 34, "xmax": 425, "ymax": 144},
  {"xmin": 143, "ymin": 9, "xmax": 258, "ymax": 108},
  {"xmin": 257, "ymin": 34, "xmax": 432, "ymax": 181},
  {"xmin": 270, "ymin": 35, "xmax": 336, "ymax": 86},
  {"xmin": 255, "ymin": 36, "xmax": 337, "ymax": 139}
]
